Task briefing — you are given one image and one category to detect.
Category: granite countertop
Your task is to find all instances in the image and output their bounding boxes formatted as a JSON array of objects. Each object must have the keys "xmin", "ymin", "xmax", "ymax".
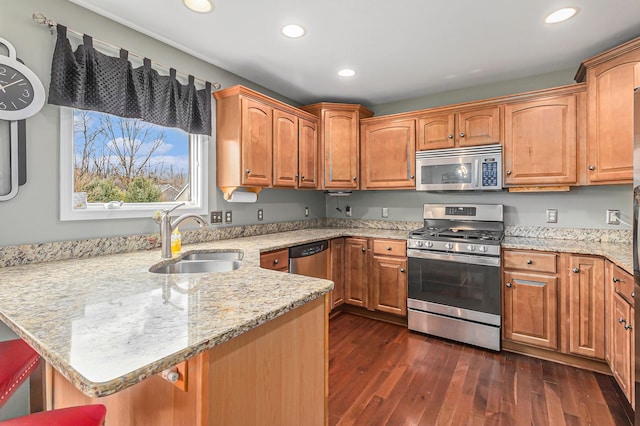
[
  {"xmin": 0, "ymin": 228, "xmax": 408, "ymax": 398},
  {"xmin": 503, "ymin": 236, "xmax": 633, "ymax": 273}
]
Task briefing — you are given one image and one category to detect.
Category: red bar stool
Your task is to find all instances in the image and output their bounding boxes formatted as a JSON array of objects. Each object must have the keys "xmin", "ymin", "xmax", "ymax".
[{"xmin": 0, "ymin": 339, "xmax": 106, "ymax": 425}]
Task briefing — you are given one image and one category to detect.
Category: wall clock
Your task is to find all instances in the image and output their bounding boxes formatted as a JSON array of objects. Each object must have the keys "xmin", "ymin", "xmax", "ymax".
[{"xmin": 0, "ymin": 37, "xmax": 43, "ymax": 201}]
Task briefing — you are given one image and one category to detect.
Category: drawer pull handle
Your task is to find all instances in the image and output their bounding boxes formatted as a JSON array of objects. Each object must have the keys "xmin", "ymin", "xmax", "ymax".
[
  {"xmin": 625, "ymin": 324, "xmax": 633, "ymax": 331},
  {"xmin": 572, "ymin": 267, "xmax": 579, "ymax": 273},
  {"xmin": 526, "ymin": 259, "xmax": 532, "ymax": 265},
  {"xmin": 506, "ymin": 282, "xmax": 512, "ymax": 288},
  {"xmin": 619, "ymin": 317, "xmax": 626, "ymax": 324},
  {"xmin": 274, "ymin": 259, "xmax": 279, "ymax": 265},
  {"xmin": 386, "ymin": 246, "xmax": 392, "ymax": 251}
]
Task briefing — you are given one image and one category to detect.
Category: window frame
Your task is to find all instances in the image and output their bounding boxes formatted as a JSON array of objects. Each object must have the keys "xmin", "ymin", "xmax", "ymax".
[{"xmin": 59, "ymin": 107, "xmax": 208, "ymax": 221}]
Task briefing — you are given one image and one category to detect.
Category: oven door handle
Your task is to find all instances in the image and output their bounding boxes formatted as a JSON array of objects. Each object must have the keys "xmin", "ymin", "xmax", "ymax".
[{"xmin": 407, "ymin": 248, "xmax": 500, "ymax": 267}]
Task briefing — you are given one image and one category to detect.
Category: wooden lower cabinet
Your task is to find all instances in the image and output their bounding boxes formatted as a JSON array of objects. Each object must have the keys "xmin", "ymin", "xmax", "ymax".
[
  {"xmin": 329, "ymin": 238, "xmax": 345, "ymax": 310},
  {"xmin": 503, "ymin": 270, "xmax": 558, "ymax": 349},
  {"xmin": 48, "ymin": 296, "xmax": 328, "ymax": 426},
  {"xmin": 344, "ymin": 237, "xmax": 369, "ymax": 308},
  {"xmin": 260, "ymin": 248, "xmax": 289, "ymax": 272},
  {"xmin": 343, "ymin": 237, "xmax": 407, "ymax": 317},
  {"xmin": 564, "ymin": 255, "xmax": 605, "ymax": 359}
]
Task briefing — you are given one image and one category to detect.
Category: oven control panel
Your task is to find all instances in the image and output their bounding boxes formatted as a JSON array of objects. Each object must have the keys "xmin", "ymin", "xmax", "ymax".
[{"xmin": 407, "ymin": 238, "xmax": 500, "ymax": 256}]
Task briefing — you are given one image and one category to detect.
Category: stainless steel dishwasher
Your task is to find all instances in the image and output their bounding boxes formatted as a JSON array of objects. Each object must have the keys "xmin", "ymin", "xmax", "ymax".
[{"xmin": 289, "ymin": 240, "xmax": 330, "ymax": 279}]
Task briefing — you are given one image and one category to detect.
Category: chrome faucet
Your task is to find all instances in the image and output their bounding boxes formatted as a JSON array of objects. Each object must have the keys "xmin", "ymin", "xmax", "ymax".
[{"xmin": 160, "ymin": 203, "xmax": 207, "ymax": 258}]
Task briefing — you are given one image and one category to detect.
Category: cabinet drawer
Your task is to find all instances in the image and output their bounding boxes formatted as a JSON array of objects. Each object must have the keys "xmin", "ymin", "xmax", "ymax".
[
  {"xmin": 503, "ymin": 250, "xmax": 557, "ymax": 273},
  {"xmin": 611, "ymin": 264, "xmax": 634, "ymax": 305},
  {"xmin": 260, "ymin": 249, "xmax": 289, "ymax": 272},
  {"xmin": 372, "ymin": 239, "xmax": 406, "ymax": 256}
]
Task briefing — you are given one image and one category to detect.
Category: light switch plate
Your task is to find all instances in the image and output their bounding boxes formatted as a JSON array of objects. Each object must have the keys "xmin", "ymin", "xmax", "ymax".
[
  {"xmin": 210, "ymin": 211, "xmax": 223, "ymax": 224},
  {"xmin": 606, "ymin": 209, "xmax": 620, "ymax": 225},
  {"xmin": 382, "ymin": 207, "xmax": 389, "ymax": 218},
  {"xmin": 305, "ymin": 207, "xmax": 309, "ymax": 217},
  {"xmin": 345, "ymin": 205, "xmax": 352, "ymax": 217},
  {"xmin": 257, "ymin": 209, "xmax": 263, "ymax": 221},
  {"xmin": 225, "ymin": 211, "xmax": 232, "ymax": 223}
]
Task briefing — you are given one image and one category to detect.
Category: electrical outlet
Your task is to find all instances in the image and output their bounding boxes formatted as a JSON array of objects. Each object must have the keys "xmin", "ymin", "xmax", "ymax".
[
  {"xmin": 305, "ymin": 206, "xmax": 309, "ymax": 217},
  {"xmin": 345, "ymin": 205, "xmax": 352, "ymax": 217},
  {"xmin": 606, "ymin": 209, "xmax": 620, "ymax": 225},
  {"xmin": 257, "ymin": 209, "xmax": 263, "ymax": 221},
  {"xmin": 225, "ymin": 211, "xmax": 232, "ymax": 224},
  {"xmin": 546, "ymin": 209, "xmax": 557, "ymax": 223},
  {"xmin": 382, "ymin": 207, "xmax": 389, "ymax": 218},
  {"xmin": 210, "ymin": 211, "xmax": 223, "ymax": 224}
]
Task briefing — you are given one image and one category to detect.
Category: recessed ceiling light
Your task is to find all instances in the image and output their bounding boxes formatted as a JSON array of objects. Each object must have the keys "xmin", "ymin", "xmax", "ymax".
[
  {"xmin": 545, "ymin": 7, "xmax": 579, "ymax": 24},
  {"xmin": 183, "ymin": 0, "xmax": 214, "ymax": 13},
  {"xmin": 282, "ymin": 24, "xmax": 305, "ymax": 38},
  {"xmin": 338, "ymin": 69, "xmax": 356, "ymax": 77}
]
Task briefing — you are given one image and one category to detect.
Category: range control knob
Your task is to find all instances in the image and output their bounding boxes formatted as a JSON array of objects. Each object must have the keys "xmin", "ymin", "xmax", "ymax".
[
  {"xmin": 478, "ymin": 245, "xmax": 488, "ymax": 253},
  {"xmin": 445, "ymin": 242, "xmax": 454, "ymax": 250},
  {"xmin": 426, "ymin": 241, "xmax": 434, "ymax": 248},
  {"xmin": 416, "ymin": 241, "xmax": 424, "ymax": 247},
  {"xmin": 466, "ymin": 244, "xmax": 475, "ymax": 251}
]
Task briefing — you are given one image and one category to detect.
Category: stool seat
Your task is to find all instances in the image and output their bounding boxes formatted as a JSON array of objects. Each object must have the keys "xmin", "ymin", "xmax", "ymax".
[
  {"xmin": 0, "ymin": 404, "xmax": 107, "ymax": 426},
  {"xmin": 0, "ymin": 340, "xmax": 39, "ymax": 407}
]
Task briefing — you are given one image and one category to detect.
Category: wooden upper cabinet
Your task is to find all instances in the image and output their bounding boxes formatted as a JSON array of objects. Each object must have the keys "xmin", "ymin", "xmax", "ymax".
[
  {"xmin": 273, "ymin": 109, "xmax": 298, "ymax": 188},
  {"xmin": 301, "ymin": 103, "xmax": 373, "ymax": 190},
  {"xmin": 565, "ymin": 255, "xmax": 605, "ymax": 359},
  {"xmin": 240, "ymin": 98, "xmax": 272, "ymax": 186},
  {"xmin": 576, "ymin": 37, "xmax": 640, "ymax": 184},
  {"xmin": 214, "ymin": 85, "xmax": 318, "ymax": 196},
  {"xmin": 417, "ymin": 106, "xmax": 500, "ymax": 151},
  {"xmin": 360, "ymin": 118, "xmax": 416, "ymax": 189},
  {"xmin": 503, "ymin": 92, "xmax": 579, "ymax": 186},
  {"xmin": 298, "ymin": 118, "xmax": 318, "ymax": 188}
]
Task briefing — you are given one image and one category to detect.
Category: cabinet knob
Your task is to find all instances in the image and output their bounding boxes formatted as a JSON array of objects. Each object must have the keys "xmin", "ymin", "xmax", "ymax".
[
  {"xmin": 613, "ymin": 277, "xmax": 620, "ymax": 283},
  {"xmin": 400, "ymin": 268, "xmax": 405, "ymax": 273},
  {"xmin": 572, "ymin": 267, "xmax": 579, "ymax": 273},
  {"xmin": 459, "ymin": 132, "xmax": 465, "ymax": 138},
  {"xmin": 353, "ymin": 176, "xmax": 358, "ymax": 181},
  {"xmin": 526, "ymin": 259, "xmax": 532, "ymax": 265},
  {"xmin": 387, "ymin": 246, "xmax": 392, "ymax": 251},
  {"xmin": 301, "ymin": 175, "xmax": 305, "ymax": 179},
  {"xmin": 588, "ymin": 165, "xmax": 595, "ymax": 171},
  {"xmin": 246, "ymin": 169, "xmax": 251, "ymax": 174},
  {"xmin": 448, "ymin": 134, "xmax": 453, "ymax": 139},
  {"xmin": 274, "ymin": 259, "xmax": 279, "ymax": 265},
  {"xmin": 625, "ymin": 324, "xmax": 633, "ymax": 330},
  {"xmin": 410, "ymin": 175, "xmax": 415, "ymax": 179},
  {"xmin": 619, "ymin": 317, "xmax": 626, "ymax": 324},
  {"xmin": 506, "ymin": 282, "xmax": 512, "ymax": 288},
  {"xmin": 506, "ymin": 170, "xmax": 512, "ymax": 175},
  {"xmin": 632, "ymin": 291, "xmax": 635, "ymax": 298},
  {"xmin": 361, "ymin": 247, "xmax": 366, "ymax": 253}
]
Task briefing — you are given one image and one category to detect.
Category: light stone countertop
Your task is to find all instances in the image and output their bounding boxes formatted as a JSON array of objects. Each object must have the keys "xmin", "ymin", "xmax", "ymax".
[
  {"xmin": 503, "ymin": 236, "xmax": 633, "ymax": 273},
  {"xmin": 0, "ymin": 228, "xmax": 408, "ymax": 398}
]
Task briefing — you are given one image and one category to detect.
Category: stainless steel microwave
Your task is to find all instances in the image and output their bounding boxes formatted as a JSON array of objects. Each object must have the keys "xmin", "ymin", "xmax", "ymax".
[{"xmin": 415, "ymin": 144, "xmax": 503, "ymax": 191}]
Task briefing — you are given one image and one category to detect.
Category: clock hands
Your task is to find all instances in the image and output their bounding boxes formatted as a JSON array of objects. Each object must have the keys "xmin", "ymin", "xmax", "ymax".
[{"xmin": 0, "ymin": 78, "xmax": 24, "ymax": 93}]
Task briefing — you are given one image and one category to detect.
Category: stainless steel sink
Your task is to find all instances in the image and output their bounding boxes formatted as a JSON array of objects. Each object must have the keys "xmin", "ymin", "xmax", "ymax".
[
  {"xmin": 182, "ymin": 251, "xmax": 243, "ymax": 261},
  {"xmin": 149, "ymin": 251, "xmax": 243, "ymax": 274}
]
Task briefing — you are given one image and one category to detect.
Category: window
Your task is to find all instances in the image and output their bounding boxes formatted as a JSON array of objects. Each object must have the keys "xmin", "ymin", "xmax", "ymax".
[{"xmin": 60, "ymin": 108, "xmax": 208, "ymax": 220}]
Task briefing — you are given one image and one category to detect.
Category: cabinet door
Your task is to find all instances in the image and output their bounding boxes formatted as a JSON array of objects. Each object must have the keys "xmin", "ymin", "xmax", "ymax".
[
  {"xmin": 344, "ymin": 238, "xmax": 368, "ymax": 308},
  {"xmin": 417, "ymin": 113, "xmax": 455, "ymax": 150},
  {"xmin": 272, "ymin": 109, "xmax": 299, "ymax": 188},
  {"xmin": 605, "ymin": 261, "xmax": 615, "ymax": 366},
  {"xmin": 567, "ymin": 255, "xmax": 605, "ymax": 359},
  {"xmin": 330, "ymin": 238, "xmax": 345, "ymax": 310},
  {"xmin": 612, "ymin": 291, "xmax": 633, "ymax": 401},
  {"xmin": 298, "ymin": 117, "xmax": 318, "ymax": 189},
  {"xmin": 323, "ymin": 109, "xmax": 359, "ymax": 189},
  {"xmin": 503, "ymin": 271, "xmax": 558, "ymax": 349},
  {"xmin": 586, "ymin": 58, "xmax": 638, "ymax": 183},
  {"xmin": 371, "ymin": 255, "xmax": 407, "ymax": 316},
  {"xmin": 456, "ymin": 106, "xmax": 500, "ymax": 147},
  {"xmin": 260, "ymin": 249, "xmax": 289, "ymax": 272},
  {"xmin": 503, "ymin": 95, "xmax": 577, "ymax": 186},
  {"xmin": 241, "ymin": 98, "xmax": 272, "ymax": 186},
  {"xmin": 361, "ymin": 119, "xmax": 416, "ymax": 189}
]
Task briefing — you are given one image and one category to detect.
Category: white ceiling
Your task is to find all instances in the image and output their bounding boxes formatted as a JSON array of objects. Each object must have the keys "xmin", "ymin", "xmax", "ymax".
[{"xmin": 68, "ymin": 0, "xmax": 640, "ymax": 107}]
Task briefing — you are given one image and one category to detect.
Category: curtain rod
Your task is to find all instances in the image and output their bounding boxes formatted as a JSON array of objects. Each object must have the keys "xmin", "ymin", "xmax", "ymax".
[{"xmin": 32, "ymin": 12, "xmax": 221, "ymax": 90}]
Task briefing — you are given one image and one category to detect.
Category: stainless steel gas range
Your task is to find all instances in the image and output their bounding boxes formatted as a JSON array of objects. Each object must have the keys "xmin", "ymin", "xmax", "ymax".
[{"xmin": 407, "ymin": 203, "xmax": 504, "ymax": 351}]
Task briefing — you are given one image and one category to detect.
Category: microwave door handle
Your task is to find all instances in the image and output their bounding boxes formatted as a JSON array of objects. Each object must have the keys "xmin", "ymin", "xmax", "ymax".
[{"xmin": 472, "ymin": 159, "xmax": 480, "ymax": 188}]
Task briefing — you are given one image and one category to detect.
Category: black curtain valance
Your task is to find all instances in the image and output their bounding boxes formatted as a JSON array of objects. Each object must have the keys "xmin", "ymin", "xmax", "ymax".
[{"xmin": 48, "ymin": 24, "xmax": 212, "ymax": 136}]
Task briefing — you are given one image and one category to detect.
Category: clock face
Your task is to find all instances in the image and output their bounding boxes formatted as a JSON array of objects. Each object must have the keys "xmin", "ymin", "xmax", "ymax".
[{"xmin": 0, "ymin": 64, "xmax": 35, "ymax": 112}]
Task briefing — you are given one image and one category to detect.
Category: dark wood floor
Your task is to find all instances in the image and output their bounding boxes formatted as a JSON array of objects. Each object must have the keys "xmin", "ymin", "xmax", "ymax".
[{"xmin": 328, "ymin": 313, "xmax": 633, "ymax": 426}]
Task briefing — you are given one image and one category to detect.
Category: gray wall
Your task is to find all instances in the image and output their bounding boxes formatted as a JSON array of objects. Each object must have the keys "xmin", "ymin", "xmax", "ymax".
[
  {"xmin": 325, "ymin": 186, "xmax": 632, "ymax": 230},
  {"xmin": 0, "ymin": 0, "xmax": 324, "ymax": 246}
]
